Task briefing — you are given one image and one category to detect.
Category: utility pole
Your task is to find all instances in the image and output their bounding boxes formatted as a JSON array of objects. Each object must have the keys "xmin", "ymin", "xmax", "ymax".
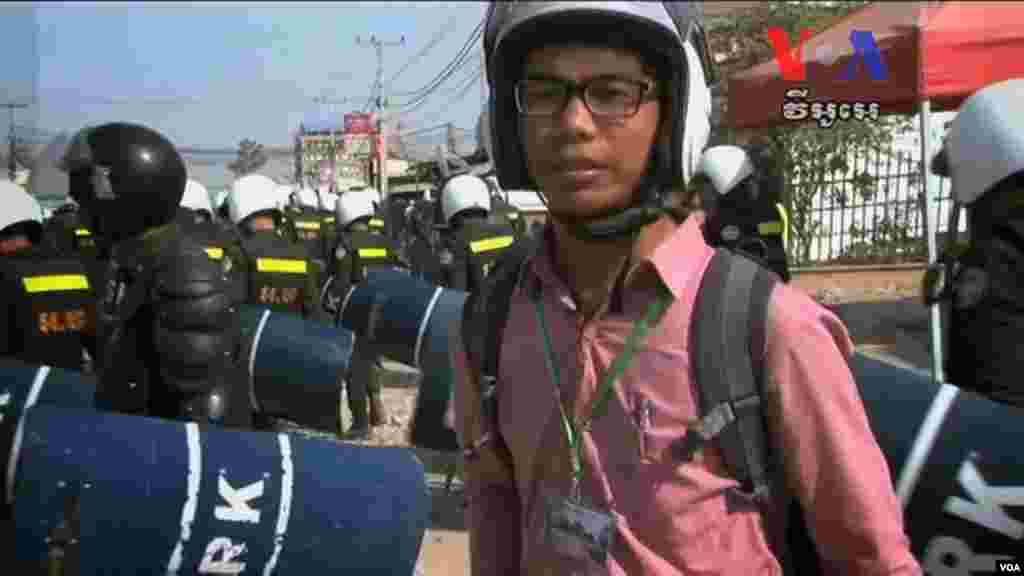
[
  {"xmin": 446, "ymin": 123, "xmax": 457, "ymax": 155},
  {"xmin": 357, "ymin": 34, "xmax": 406, "ymax": 201},
  {"xmin": 3, "ymin": 102, "xmax": 29, "ymax": 182}
]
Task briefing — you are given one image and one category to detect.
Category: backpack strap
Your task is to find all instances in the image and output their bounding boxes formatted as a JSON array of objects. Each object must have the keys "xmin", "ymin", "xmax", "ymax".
[{"xmin": 688, "ymin": 248, "xmax": 790, "ymax": 547}]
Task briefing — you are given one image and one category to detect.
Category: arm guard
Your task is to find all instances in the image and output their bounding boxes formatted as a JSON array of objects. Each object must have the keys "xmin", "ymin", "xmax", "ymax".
[{"xmin": 152, "ymin": 237, "xmax": 247, "ymax": 426}]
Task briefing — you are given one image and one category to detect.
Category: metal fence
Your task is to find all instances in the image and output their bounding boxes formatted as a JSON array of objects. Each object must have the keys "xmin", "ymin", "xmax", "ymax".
[{"xmin": 788, "ymin": 143, "xmax": 961, "ymax": 267}]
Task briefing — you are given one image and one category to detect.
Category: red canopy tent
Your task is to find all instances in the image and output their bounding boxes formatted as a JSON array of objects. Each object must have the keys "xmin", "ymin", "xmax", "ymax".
[
  {"xmin": 726, "ymin": 1, "xmax": 1024, "ymax": 392},
  {"xmin": 727, "ymin": 1, "xmax": 1024, "ymax": 130}
]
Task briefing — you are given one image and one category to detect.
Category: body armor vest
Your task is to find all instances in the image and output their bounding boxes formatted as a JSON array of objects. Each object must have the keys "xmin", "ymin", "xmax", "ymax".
[
  {"xmin": 43, "ymin": 209, "xmax": 99, "ymax": 261},
  {"xmin": 450, "ymin": 219, "xmax": 518, "ymax": 293},
  {"xmin": 239, "ymin": 231, "xmax": 312, "ymax": 316},
  {"xmin": 343, "ymin": 227, "xmax": 401, "ymax": 285},
  {"xmin": 707, "ymin": 193, "xmax": 790, "ymax": 282},
  {"xmin": 176, "ymin": 210, "xmax": 245, "ymax": 302},
  {"xmin": 290, "ymin": 208, "xmax": 328, "ymax": 265},
  {"xmin": 0, "ymin": 247, "xmax": 96, "ymax": 371},
  {"xmin": 95, "ymin": 227, "xmax": 248, "ymax": 426},
  {"xmin": 490, "ymin": 198, "xmax": 525, "ymax": 239}
]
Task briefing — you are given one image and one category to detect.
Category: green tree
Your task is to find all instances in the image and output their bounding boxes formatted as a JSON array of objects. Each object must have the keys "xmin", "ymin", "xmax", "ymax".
[{"xmin": 711, "ymin": 1, "xmax": 916, "ymax": 266}]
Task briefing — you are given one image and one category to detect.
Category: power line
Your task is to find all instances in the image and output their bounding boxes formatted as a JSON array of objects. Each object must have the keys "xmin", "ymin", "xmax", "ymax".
[
  {"xmin": 387, "ymin": 12, "xmax": 458, "ymax": 88},
  {"xmin": 391, "ymin": 17, "xmax": 484, "ymax": 101},
  {"xmin": 408, "ymin": 61, "xmax": 482, "ymax": 126},
  {"xmin": 394, "ymin": 42, "xmax": 480, "ymax": 115}
]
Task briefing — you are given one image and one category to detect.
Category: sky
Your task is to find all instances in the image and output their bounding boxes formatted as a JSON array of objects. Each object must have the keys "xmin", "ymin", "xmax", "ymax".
[{"xmin": 1, "ymin": 1, "xmax": 489, "ymax": 150}]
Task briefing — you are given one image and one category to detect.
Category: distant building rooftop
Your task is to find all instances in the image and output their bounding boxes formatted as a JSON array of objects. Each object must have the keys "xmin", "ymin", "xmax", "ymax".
[{"xmin": 300, "ymin": 119, "xmax": 344, "ymax": 135}]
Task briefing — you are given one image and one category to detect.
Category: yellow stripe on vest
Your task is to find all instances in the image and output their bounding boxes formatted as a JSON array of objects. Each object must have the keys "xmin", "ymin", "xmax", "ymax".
[
  {"xmin": 205, "ymin": 247, "xmax": 224, "ymax": 260},
  {"xmin": 775, "ymin": 203, "xmax": 790, "ymax": 251},
  {"xmin": 758, "ymin": 221, "xmax": 784, "ymax": 236},
  {"xmin": 256, "ymin": 258, "xmax": 308, "ymax": 274},
  {"xmin": 295, "ymin": 221, "xmax": 321, "ymax": 230},
  {"xmin": 369, "ymin": 218, "xmax": 385, "ymax": 228},
  {"xmin": 74, "ymin": 228, "xmax": 91, "ymax": 237},
  {"xmin": 358, "ymin": 248, "xmax": 388, "ymax": 259},
  {"xmin": 23, "ymin": 274, "xmax": 91, "ymax": 293},
  {"xmin": 470, "ymin": 235, "xmax": 515, "ymax": 254},
  {"xmin": 323, "ymin": 217, "xmax": 336, "ymax": 223}
]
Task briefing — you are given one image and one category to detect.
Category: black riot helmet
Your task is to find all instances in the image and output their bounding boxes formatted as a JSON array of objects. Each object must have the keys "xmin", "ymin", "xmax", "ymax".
[{"xmin": 59, "ymin": 122, "xmax": 187, "ymax": 243}]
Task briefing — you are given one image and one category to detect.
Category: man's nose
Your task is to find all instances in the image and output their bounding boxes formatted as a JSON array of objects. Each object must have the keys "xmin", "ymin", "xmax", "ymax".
[{"xmin": 558, "ymin": 94, "xmax": 597, "ymax": 136}]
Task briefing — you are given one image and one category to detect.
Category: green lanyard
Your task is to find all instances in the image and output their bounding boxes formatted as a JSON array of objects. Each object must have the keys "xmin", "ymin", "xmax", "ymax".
[{"xmin": 533, "ymin": 284, "xmax": 674, "ymax": 500}]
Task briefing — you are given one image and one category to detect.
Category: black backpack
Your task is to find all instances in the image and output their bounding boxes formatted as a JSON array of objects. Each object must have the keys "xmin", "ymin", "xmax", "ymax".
[{"xmin": 459, "ymin": 241, "xmax": 823, "ymax": 574}]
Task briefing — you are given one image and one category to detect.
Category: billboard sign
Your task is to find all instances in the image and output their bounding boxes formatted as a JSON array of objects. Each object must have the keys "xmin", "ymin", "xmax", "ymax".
[{"xmin": 344, "ymin": 113, "xmax": 376, "ymax": 135}]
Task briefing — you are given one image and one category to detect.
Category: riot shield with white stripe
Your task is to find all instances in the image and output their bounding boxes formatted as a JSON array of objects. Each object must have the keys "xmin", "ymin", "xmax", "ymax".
[
  {"xmin": 851, "ymin": 353, "xmax": 1023, "ymax": 573},
  {"xmin": 238, "ymin": 304, "xmax": 354, "ymax": 432},
  {"xmin": 7, "ymin": 404, "xmax": 430, "ymax": 575},
  {"xmin": 336, "ymin": 268, "xmax": 467, "ymax": 451}
]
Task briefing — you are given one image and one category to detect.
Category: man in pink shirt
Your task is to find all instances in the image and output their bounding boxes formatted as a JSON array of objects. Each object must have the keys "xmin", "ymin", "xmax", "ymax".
[{"xmin": 453, "ymin": 2, "xmax": 922, "ymax": 574}]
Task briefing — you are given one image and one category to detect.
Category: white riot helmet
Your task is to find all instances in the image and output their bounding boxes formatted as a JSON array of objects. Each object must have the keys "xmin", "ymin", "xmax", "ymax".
[
  {"xmin": 440, "ymin": 174, "xmax": 491, "ymax": 225},
  {"xmin": 295, "ymin": 186, "xmax": 320, "ymax": 209},
  {"xmin": 483, "ymin": 2, "xmax": 715, "ymax": 240},
  {"xmin": 227, "ymin": 173, "xmax": 280, "ymax": 224},
  {"xmin": 181, "ymin": 179, "xmax": 213, "ymax": 215},
  {"xmin": 942, "ymin": 78, "xmax": 1024, "ymax": 206},
  {"xmin": 0, "ymin": 180, "xmax": 44, "ymax": 242},
  {"xmin": 696, "ymin": 146, "xmax": 755, "ymax": 196},
  {"xmin": 320, "ymin": 190, "xmax": 340, "ymax": 212},
  {"xmin": 336, "ymin": 190, "xmax": 377, "ymax": 228}
]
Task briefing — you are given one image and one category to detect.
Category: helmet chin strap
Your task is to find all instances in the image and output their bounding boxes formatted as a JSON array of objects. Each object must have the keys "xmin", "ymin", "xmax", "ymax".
[{"xmin": 562, "ymin": 189, "xmax": 672, "ymax": 242}]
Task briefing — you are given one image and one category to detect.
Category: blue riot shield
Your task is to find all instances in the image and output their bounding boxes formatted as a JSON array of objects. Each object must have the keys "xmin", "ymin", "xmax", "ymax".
[
  {"xmin": 9, "ymin": 404, "xmax": 429, "ymax": 575},
  {"xmin": 239, "ymin": 304, "xmax": 354, "ymax": 431},
  {"xmin": 851, "ymin": 353, "xmax": 1023, "ymax": 572},
  {"xmin": 336, "ymin": 269, "xmax": 467, "ymax": 451}
]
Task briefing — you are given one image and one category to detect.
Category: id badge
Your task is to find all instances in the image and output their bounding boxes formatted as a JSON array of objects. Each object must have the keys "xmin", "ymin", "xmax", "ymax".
[{"xmin": 544, "ymin": 494, "xmax": 616, "ymax": 569}]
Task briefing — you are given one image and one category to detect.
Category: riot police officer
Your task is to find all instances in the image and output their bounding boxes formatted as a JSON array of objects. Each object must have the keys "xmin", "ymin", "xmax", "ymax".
[
  {"xmin": 404, "ymin": 197, "xmax": 442, "ymax": 283},
  {"xmin": 0, "ymin": 182, "xmax": 96, "ymax": 371},
  {"xmin": 436, "ymin": 173, "xmax": 519, "ymax": 293},
  {"xmin": 286, "ymin": 186, "xmax": 330, "ymax": 269},
  {"xmin": 227, "ymin": 176, "xmax": 320, "ymax": 320},
  {"xmin": 58, "ymin": 121, "xmax": 250, "ymax": 428},
  {"xmin": 323, "ymin": 190, "xmax": 403, "ymax": 439},
  {"xmin": 923, "ymin": 78, "xmax": 1024, "ymax": 408},
  {"xmin": 695, "ymin": 145, "xmax": 791, "ymax": 282}
]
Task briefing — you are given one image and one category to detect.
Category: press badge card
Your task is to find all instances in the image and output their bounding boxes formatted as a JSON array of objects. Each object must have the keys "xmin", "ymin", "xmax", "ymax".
[{"xmin": 544, "ymin": 493, "xmax": 617, "ymax": 572}]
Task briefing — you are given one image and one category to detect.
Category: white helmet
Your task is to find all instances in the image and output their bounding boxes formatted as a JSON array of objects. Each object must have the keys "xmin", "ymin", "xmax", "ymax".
[
  {"xmin": 181, "ymin": 179, "xmax": 212, "ymax": 215},
  {"xmin": 295, "ymin": 187, "xmax": 320, "ymax": 209},
  {"xmin": 0, "ymin": 180, "xmax": 44, "ymax": 240},
  {"xmin": 696, "ymin": 146, "xmax": 755, "ymax": 196},
  {"xmin": 944, "ymin": 78, "xmax": 1024, "ymax": 205},
  {"xmin": 336, "ymin": 190, "xmax": 377, "ymax": 227},
  {"xmin": 320, "ymin": 191, "xmax": 340, "ymax": 212},
  {"xmin": 227, "ymin": 173, "xmax": 280, "ymax": 224},
  {"xmin": 440, "ymin": 174, "xmax": 491, "ymax": 224},
  {"xmin": 483, "ymin": 2, "xmax": 714, "ymax": 238}
]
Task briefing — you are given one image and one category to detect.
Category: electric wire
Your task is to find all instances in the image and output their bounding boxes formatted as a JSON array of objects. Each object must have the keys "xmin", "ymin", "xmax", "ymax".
[
  {"xmin": 387, "ymin": 12, "xmax": 458, "ymax": 88},
  {"xmin": 390, "ymin": 17, "xmax": 484, "ymax": 102}
]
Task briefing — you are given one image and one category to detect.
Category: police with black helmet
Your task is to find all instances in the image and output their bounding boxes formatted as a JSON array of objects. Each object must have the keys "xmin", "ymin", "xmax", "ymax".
[
  {"xmin": 59, "ymin": 121, "xmax": 250, "ymax": 427},
  {"xmin": 0, "ymin": 181, "xmax": 97, "ymax": 371},
  {"xmin": 436, "ymin": 173, "xmax": 518, "ymax": 293},
  {"xmin": 695, "ymin": 145, "xmax": 791, "ymax": 282},
  {"xmin": 322, "ymin": 190, "xmax": 403, "ymax": 439},
  {"xmin": 923, "ymin": 78, "xmax": 1024, "ymax": 408}
]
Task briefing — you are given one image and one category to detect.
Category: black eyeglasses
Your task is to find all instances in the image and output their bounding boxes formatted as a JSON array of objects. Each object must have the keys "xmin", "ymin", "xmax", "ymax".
[{"xmin": 514, "ymin": 75, "xmax": 657, "ymax": 118}]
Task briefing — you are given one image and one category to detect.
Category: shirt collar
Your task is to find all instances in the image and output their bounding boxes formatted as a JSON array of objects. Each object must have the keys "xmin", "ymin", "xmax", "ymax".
[{"xmin": 522, "ymin": 213, "xmax": 712, "ymax": 303}]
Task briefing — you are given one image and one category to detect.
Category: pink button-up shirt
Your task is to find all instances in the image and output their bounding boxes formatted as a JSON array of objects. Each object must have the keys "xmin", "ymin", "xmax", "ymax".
[{"xmin": 453, "ymin": 214, "xmax": 921, "ymax": 575}]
